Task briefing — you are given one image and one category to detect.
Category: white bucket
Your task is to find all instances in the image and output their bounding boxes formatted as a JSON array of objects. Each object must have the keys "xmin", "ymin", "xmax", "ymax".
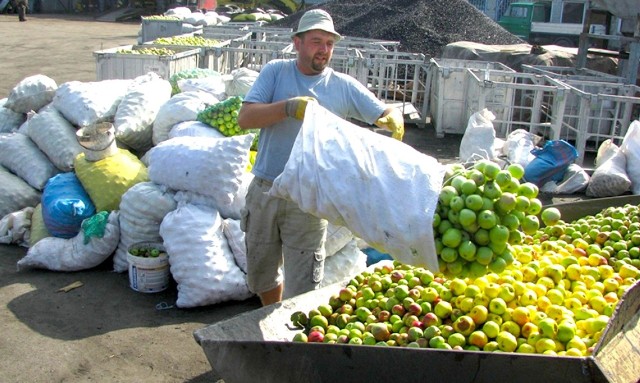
[
  {"xmin": 127, "ymin": 244, "xmax": 170, "ymax": 293},
  {"xmin": 76, "ymin": 122, "xmax": 118, "ymax": 162}
]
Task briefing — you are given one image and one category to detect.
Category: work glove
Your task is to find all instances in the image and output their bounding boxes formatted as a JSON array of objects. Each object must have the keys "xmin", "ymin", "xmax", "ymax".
[
  {"xmin": 376, "ymin": 109, "xmax": 404, "ymax": 141},
  {"xmin": 285, "ymin": 96, "xmax": 316, "ymax": 120}
]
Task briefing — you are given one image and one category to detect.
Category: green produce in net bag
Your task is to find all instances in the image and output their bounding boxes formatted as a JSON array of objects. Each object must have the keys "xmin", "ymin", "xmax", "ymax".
[{"xmin": 197, "ymin": 96, "xmax": 260, "ymax": 150}]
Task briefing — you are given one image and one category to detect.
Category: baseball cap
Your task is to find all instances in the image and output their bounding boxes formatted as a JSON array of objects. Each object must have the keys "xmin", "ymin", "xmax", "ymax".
[{"xmin": 292, "ymin": 9, "xmax": 342, "ymax": 41}]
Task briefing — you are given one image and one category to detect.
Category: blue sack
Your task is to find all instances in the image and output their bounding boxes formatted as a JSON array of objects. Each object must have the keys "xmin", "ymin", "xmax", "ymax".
[
  {"xmin": 524, "ymin": 140, "xmax": 578, "ymax": 187},
  {"xmin": 42, "ymin": 172, "xmax": 96, "ymax": 239}
]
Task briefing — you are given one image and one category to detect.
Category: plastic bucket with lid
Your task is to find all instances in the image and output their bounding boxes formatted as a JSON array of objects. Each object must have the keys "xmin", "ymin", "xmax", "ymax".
[
  {"xmin": 76, "ymin": 122, "xmax": 118, "ymax": 161},
  {"xmin": 127, "ymin": 242, "xmax": 170, "ymax": 293}
]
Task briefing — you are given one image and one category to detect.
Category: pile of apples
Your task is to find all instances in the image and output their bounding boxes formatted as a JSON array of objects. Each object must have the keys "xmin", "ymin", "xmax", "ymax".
[
  {"xmin": 290, "ymin": 159, "xmax": 640, "ymax": 357},
  {"xmin": 197, "ymin": 96, "xmax": 244, "ymax": 136}
]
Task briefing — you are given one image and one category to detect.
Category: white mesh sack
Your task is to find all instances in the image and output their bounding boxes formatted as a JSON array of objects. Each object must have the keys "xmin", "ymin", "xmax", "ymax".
[
  {"xmin": 113, "ymin": 182, "xmax": 177, "ymax": 272},
  {"xmin": 621, "ymin": 120, "xmax": 640, "ymax": 194},
  {"xmin": 53, "ymin": 79, "xmax": 132, "ymax": 127},
  {"xmin": 5, "ymin": 74, "xmax": 57, "ymax": 114},
  {"xmin": 0, "ymin": 132, "xmax": 60, "ymax": 190},
  {"xmin": 269, "ymin": 103, "xmax": 444, "ymax": 271},
  {"xmin": 0, "ymin": 165, "xmax": 40, "ymax": 219},
  {"xmin": 17, "ymin": 211, "xmax": 120, "ymax": 272},
  {"xmin": 224, "ymin": 68, "xmax": 259, "ymax": 97},
  {"xmin": 586, "ymin": 147, "xmax": 631, "ymax": 197},
  {"xmin": 0, "ymin": 99, "xmax": 26, "ymax": 133},
  {"xmin": 26, "ymin": 104, "xmax": 83, "ymax": 172},
  {"xmin": 148, "ymin": 134, "xmax": 253, "ymax": 207},
  {"xmin": 222, "ymin": 218, "xmax": 247, "ymax": 274},
  {"xmin": 114, "ymin": 73, "xmax": 173, "ymax": 152},
  {"xmin": 152, "ymin": 90, "xmax": 219, "ymax": 145},
  {"xmin": 172, "ymin": 171, "xmax": 253, "ymax": 220},
  {"xmin": 168, "ymin": 120, "xmax": 226, "ymax": 140},
  {"xmin": 160, "ymin": 203, "xmax": 253, "ymax": 308}
]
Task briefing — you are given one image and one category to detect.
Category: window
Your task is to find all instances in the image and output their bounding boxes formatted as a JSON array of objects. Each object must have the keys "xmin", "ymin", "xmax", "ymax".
[
  {"xmin": 506, "ymin": 5, "xmax": 529, "ymax": 18},
  {"xmin": 562, "ymin": 2, "xmax": 585, "ymax": 23}
]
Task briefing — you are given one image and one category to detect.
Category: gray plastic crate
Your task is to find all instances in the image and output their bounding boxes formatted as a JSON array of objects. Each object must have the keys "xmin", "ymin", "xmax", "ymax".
[
  {"xmin": 94, "ymin": 44, "xmax": 201, "ymax": 81},
  {"xmin": 140, "ymin": 18, "xmax": 184, "ymax": 43}
]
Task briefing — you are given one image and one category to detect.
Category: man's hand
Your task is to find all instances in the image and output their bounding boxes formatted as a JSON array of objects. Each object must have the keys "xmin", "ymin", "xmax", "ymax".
[
  {"xmin": 376, "ymin": 108, "xmax": 404, "ymax": 141},
  {"xmin": 285, "ymin": 96, "xmax": 316, "ymax": 120}
]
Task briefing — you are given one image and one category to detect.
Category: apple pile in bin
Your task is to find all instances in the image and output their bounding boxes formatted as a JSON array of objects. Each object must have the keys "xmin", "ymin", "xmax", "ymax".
[{"xmin": 290, "ymin": 159, "xmax": 640, "ymax": 357}]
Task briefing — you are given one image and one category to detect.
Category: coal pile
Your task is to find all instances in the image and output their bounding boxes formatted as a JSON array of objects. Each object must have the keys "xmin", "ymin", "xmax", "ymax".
[{"xmin": 272, "ymin": 0, "xmax": 524, "ymax": 58}]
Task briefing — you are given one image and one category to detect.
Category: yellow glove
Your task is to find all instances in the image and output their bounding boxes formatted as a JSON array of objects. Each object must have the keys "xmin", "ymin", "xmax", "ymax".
[
  {"xmin": 376, "ymin": 109, "xmax": 404, "ymax": 141},
  {"xmin": 285, "ymin": 96, "xmax": 316, "ymax": 120}
]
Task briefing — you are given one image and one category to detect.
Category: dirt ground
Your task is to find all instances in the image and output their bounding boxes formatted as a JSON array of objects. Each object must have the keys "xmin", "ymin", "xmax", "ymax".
[{"xmin": 0, "ymin": 12, "xmax": 468, "ymax": 383}]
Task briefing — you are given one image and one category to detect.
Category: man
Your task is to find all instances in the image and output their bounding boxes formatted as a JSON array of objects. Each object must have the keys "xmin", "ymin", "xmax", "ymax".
[
  {"xmin": 237, "ymin": 9, "xmax": 404, "ymax": 306},
  {"xmin": 15, "ymin": 0, "xmax": 27, "ymax": 21}
]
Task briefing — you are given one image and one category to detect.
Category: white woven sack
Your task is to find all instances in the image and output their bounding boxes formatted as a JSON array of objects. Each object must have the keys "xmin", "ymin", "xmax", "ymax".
[
  {"xmin": 621, "ymin": 120, "xmax": 640, "ymax": 194},
  {"xmin": 459, "ymin": 108, "xmax": 497, "ymax": 162},
  {"xmin": 270, "ymin": 103, "xmax": 444, "ymax": 271},
  {"xmin": 177, "ymin": 76, "xmax": 226, "ymax": 100},
  {"xmin": 0, "ymin": 99, "xmax": 26, "ymax": 133},
  {"xmin": 17, "ymin": 211, "xmax": 120, "ymax": 272},
  {"xmin": 224, "ymin": 68, "xmax": 259, "ymax": 97},
  {"xmin": 320, "ymin": 239, "xmax": 368, "ymax": 288},
  {"xmin": 152, "ymin": 90, "xmax": 219, "ymax": 145},
  {"xmin": 5, "ymin": 74, "xmax": 57, "ymax": 114},
  {"xmin": 222, "ymin": 218, "xmax": 247, "ymax": 274},
  {"xmin": 160, "ymin": 203, "xmax": 253, "ymax": 308},
  {"xmin": 183, "ymin": 12, "xmax": 207, "ymax": 26},
  {"xmin": 26, "ymin": 104, "xmax": 83, "ymax": 172},
  {"xmin": 0, "ymin": 206, "xmax": 34, "ymax": 246},
  {"xmin": 113, "ymin": 182, "xmax": 177, "ymax": 272},
  {"xmin": 53, "ymin": 79, "xmax": 132, "ymax": 127},
  {"xmin": 0, "ymin": 165, "xmax": 40, "ymax": 219},
  {"xmin": 168, "ymin": 120, "xmax": 226, "ymax": 139},
  {"xmin": 172, "ymin": 171, "xmax": 253, "ymax": 219},
  {"xmin": 586, "ymin": 149, "xmax": 631, "ymax": 197},
  {"xmin": 325, "ymin": 223, "xmax": 354, "ymax": 258},
  {"xmin": 0, "ymin": 133, "xmax": 60, "ymax": 190},
  {"xmin": 148, "ymin": 134, "xmax": 253, "ymax": 206},
  {"xmin": 114, "ymin": 74, "xmax": 172, "ymax": 152}
]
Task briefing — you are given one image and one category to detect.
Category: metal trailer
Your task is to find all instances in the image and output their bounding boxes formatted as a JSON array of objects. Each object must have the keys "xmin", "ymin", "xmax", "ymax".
[
  {"xmin": 93, "ymin": 44, "xmax": 201, "ymax": 81},
  {"xmin": 194, "ymin": 194, "xmax": 640, "ymax": 383},
  {"xmin": 543, "ymin": 78, "xmax": 640, "ymax": 164},
  {"xmin": 428, "ymin": 58, "xmax": 516, "ymax": 137}
]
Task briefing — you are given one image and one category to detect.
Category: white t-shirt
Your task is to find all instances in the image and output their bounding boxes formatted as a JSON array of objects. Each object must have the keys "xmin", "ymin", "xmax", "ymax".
[{"xmin": 243, "ymin": 59, "xmax": 386, "ymax": 182}]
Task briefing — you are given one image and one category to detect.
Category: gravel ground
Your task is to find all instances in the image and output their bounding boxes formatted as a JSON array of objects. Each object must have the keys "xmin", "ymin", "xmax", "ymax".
[{"xmin": 273, "ymin": 0, "xmax": 524, "ymax": 57}]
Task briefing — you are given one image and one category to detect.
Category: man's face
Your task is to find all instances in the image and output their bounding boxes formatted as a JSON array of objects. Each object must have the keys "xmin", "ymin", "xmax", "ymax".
[{"xmin": 294, "ymin": 30, "xmax": 336, "ymax": 75}]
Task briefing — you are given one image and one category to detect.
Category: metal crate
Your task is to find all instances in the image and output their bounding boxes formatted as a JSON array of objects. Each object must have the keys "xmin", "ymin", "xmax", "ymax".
[
  {"xmin": 201, "ymin": 28, "xmax": 253, "ymax": 48},
  {"xmin": 465, "ymin": 71, "xmax": 571, "ymax": 146},
  {"xmin": 545, "ymin": 78, "xmax": 640, "ymax": 164},
  {"xmin": 140, "ymin": 18, "xmax": 184, "ymax": 43},
  {"xmin": 521, "ymin": 64, "xmax": 627, "ymax": 83},
  {"xmin": 280, "ymin": 45, "xmax": 366, "ymax": 81},
  {"xmin": 429, "ymin": 58, "xmax": 516, "ymax": 137},
  {"xmin": 94, "ymin": 44, "xmax": 201, "ymax": 81},
  {"xmin": 143, "ymin": 34, "xmax": 232, "ymax": 70},
  {"xmin": 207, "ymin": 46, "xmax": 281, "ymax": 73}
]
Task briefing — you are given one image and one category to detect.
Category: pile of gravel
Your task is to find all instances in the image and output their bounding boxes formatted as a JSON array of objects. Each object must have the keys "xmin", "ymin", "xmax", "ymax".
[{"xmin": 272, "ymin": 0, "xmax": 524, "ymax": 58}]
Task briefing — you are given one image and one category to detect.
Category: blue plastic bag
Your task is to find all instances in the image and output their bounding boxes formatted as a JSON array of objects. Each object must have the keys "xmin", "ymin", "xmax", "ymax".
[
  {"xmin": 524, "ymin": 140, "xmax": 578, "ymax": 187},
  {"xmin": 42, "ymin": 172, "xmax": 96, "ymax": 239}
]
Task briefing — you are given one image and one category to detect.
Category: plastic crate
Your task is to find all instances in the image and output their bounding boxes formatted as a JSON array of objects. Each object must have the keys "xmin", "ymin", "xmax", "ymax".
[
  {"xmin": 465, "ymin": 71, "xmax": 571, "ymax": 145},
  {"xmin": 144, "ymin": 34, "xmax": 232, "ymax": 70},
  {"xmin": 521, "ymin": 64, "xmax": 627, "ymax": 83},
  {"xmin": 545, "ymin": 78, "xmax": 640, "ymax": 164},
  {"xmin": 206, "ymin": 46, "xmax": 281, "ymax": 73},
  {"xmin": 140, "ymin": 18, "xmax": 184, "ymax": 43},
  {"xmin": 202, "ymin": 28, "xmax": 253, "ymax": 47},
  {"xmin": 94, "ymin": 44, "xmax": 201, "ymax": 81},
  {"xmin": 428, "ymin": 58, "xmax": 516, "ymax": 137}
]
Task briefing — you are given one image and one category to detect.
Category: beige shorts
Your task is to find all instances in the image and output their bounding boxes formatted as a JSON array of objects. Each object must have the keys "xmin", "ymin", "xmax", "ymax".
[{"xmin": 241, "ymin": 177, "xmax": 327, "ymax": 299}]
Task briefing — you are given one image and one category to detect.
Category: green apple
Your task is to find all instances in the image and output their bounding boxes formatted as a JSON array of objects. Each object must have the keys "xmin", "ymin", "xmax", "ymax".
[{"xmin": 496, "ymin": 331, "xmax": 518, "ymax": 352}]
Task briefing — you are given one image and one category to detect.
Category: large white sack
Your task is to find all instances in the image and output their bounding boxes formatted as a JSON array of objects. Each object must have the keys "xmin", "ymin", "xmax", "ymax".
[
  {"xmin": 160, "ymin": 203, "xmax": 253, "ymax": 308},
  {"xmin": 325, "ymin": 223, "xmax": 354, "ymax": 258},
  {"xmin": 0, "ymin": 206, "xmax": 34, "ymax": 246},
  {"xmin": 320, "ymin": 239, "xmax": 368, "ymax": 288},
  {"xmin": 168, "ymin": 120, "xmax": 226, "ymax": 139},
  {"xmin": 221, "ymin": 218, "xmax": 247, "ymax": 274},
  {"xmin": 114, "ymin": 73, "xmax": 173, "ymax": 152},
  {"xmin": 0, "ymin": 165, "xmax": 41, "ymax": 219},
  {"xmin": 172, "ymin": 171, "xmax": 253, "ymax": 220},
  {"xmin": 224, "ymin": 67, "xmax": 259, "ymax": 97},
  {"xmin": 459, "ymin": 108, "xmax": 497, "ymax": 162},
  {"xmin": 148, "ymin": 134, "xmax": 253, "ymax": 207},
  {"xmin": 621, "ymin": 120, "xmax": 640, "ymax": 194},
  {"xmin": 0, "ymin": 132, "xmax": 60, "ymax": 190},
  {"xmin": 113, "ymin": 182, "xmax": 177, "ymax": 273},
  {"xmin": 586, "ymin": 148, "xmax": 631, "ymax": 197},
  {"xmin": 269, "ymin": 103, "xmax": 444, "ymax": 271},
  {"xmin": 152, "ymin": 90, "xmax": 219, "ymax": 145},
  {"xmin": 17, "ymin": 211, "xmax": 120, "ymax": 272},
  {"xmin": 53, "ymin": 79, "xmax": 132, "ymax": 127},
  {"xmin": 25, "ymin": 104, "xmax": 83, "ymax": 172},
  {"xmin": 0, "ymin": 99, "xmax": 26, "ymax": 133},
  {"xmin": 5, "ymin": 74, "xmax": 57, "ymax": 114}
]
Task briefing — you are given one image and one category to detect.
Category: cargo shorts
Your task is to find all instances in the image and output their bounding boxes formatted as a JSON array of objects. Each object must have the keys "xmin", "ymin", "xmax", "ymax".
[{"xmin": 241, "ymin": 177, "xmax": 328, "ymax": 299}]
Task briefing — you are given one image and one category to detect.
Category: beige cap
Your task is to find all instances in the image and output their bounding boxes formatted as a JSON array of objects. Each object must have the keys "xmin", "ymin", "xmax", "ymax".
[{"xmin": 292, "ymin": 9, "xmax": 342, "ymax": 41}]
